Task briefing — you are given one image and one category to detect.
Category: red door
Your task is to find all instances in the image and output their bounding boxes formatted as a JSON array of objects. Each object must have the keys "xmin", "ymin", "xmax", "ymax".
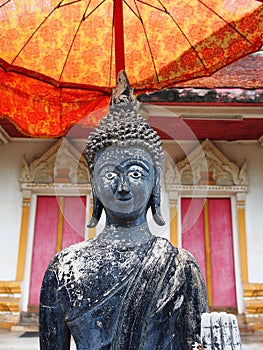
[
  {"xmin": 181, "ymin": 198, "xmax": 236, "ymax": 309},
  {"xmin": 29, "ymin": 195, "xmax": 86, "ymax": 307}
]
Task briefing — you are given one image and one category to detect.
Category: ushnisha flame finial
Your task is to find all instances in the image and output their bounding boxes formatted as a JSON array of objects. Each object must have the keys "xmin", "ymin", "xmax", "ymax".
[{"xmin": 110, "ymin": 70, "xmax": 137, "ymax": 107}]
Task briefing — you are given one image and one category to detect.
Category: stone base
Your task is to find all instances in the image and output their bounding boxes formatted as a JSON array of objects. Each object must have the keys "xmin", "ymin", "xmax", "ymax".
[
  {"xmin": 11, "ymin": 322, "xmax": 39, "ymax": 332},
  {"xmin": 0, "ymin": 312, "xmax": 20, "ymax": 330},
  {"xmin": 245, "ymin": 314, "xmax": 263, "ymax": 330},
  {"xmin": 11, "ymin": 311, "xmax": 39, "ymax": 332}
]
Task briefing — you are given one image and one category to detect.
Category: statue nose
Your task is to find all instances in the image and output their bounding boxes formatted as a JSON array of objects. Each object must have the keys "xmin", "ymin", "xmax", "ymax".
[{"xmin": 117, "ymin": 174, "xmax": 130, "ymax": 195}]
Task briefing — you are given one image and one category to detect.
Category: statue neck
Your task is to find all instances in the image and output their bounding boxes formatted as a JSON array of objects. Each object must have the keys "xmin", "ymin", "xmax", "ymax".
[{"xmin": 96, "ymin": 222, "xmax": 153, "ymax": 248}]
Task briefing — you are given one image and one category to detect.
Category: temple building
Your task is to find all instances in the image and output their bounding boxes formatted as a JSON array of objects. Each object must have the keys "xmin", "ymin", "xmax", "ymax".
[{"xmin": 0, "ymin": 51, "xmax": 263, "ymax": 331}]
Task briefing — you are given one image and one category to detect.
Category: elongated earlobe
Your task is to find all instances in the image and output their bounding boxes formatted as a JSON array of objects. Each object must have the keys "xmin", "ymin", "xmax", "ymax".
[
  {"xmin": 150, "ymin": 176, "xmax": 165, "ymax": 226},
  {"xmin": 87, "ymin": 186, "xmax": 103, "ymax": 228}
]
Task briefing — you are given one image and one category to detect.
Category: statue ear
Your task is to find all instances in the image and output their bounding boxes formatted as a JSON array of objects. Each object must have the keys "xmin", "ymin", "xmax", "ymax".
[
  {"xmin": 150, "ymin": 175, "xmax": 165, "ymax": 226},
  {"xmin": 87, "ymin": 185, "xmax": 103, "ymax": 228}
]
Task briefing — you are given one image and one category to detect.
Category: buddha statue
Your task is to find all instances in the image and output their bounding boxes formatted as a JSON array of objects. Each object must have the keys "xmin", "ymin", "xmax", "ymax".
[{"xmin": 39, "ymin": 71, "xmax": 242, "ymax": 350}]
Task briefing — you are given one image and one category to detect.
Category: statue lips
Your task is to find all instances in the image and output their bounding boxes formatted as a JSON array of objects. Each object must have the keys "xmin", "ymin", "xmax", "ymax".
[{"xmin": 115, "ymin": 194, "xmax": 132, "ymax": 202}]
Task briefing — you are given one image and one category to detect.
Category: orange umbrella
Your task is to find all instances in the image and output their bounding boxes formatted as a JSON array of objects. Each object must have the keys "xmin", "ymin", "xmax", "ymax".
[{"xmin": 0, "ymin": 0, "xmax": 262, "ymax": 137}]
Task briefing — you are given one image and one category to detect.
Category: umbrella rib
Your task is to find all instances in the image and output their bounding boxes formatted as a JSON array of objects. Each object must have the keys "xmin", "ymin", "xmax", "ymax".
[
  {"xmin": 136, "ymin": 0, "xmax": 167, "ymax": 13},
  {"xmin": 131, "ymin": 0, "xmax": 160, "ymax": 83},
  {"xmin": 123, "ymin": 0, "xmax": 140, "ymax": 19},
  {"xmin": 58, "ymin": 1, "xmax": 92, "ymax": 83},
  {"xmin": 156, "ymin": 0, "xmax": 208, "ymax": 71},
  {"xmin": 133, "ymin": 0, "xmax": 208, "ymax": 72},
  {"xmin": 58, "ymin": 0, "xmax": 82, "ymax": 7},
  {"xmin": 0, "ymin": 0, "xmax": 11, "ymax": 8},
  {"xmin": 83, "ymin": 0, "xmax": 107, "ymax": 20},
  {"xmin": 197, "ymin": 0, "xmax": 254, "ymax": 45},
  {"xmin": 59, "ymin": 0, "xmax": 107, "ymax": 83},
  {"xmin": 11, "ymin": 1, "xmax": 64, "ymax": 65}
]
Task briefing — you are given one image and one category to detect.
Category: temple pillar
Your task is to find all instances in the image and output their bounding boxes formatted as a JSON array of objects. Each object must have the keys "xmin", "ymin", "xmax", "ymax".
[
  {"xmin": 169, "ymin": 191, "xmax": 178, "ymax": 247},
  {"xmin": 236, "ymin": 193, "xmax": 248, "ymax": 284},
  {"xmin": 88, "ymin": 197, "xmax": 96, "ymax": 239},
  {"xmin": 56, "ymin": 196, "xmax": 64, "ymax": 253},
  {"xmin": 16, "ymin": 191, "xmax": 31, "ymax": 281},
  {"xmin": 203, "ymin": 199, "xmax": 213, "ymax": 307}
]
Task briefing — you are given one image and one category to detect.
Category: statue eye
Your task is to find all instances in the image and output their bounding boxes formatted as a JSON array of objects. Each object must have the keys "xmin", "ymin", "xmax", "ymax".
[
  {"xmin": 128, "ymin": 170, "xmax": 142, "ymax": 179},
  {"xmin": 104, "ymin": 172, "xmax": 117, "ymax": 180}
]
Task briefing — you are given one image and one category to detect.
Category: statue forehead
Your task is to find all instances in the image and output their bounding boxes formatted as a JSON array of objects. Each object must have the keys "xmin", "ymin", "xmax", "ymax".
[{"xmin": 94, "ymin": 145, "xmax": 154, "ymax": 168}]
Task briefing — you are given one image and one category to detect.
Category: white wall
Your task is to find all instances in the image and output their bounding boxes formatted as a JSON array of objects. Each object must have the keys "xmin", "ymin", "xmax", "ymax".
[
  {"xmin": 0, "ymin": 140, "xmax": 55, "ymax": 280},
  {"xmin": 0, "ymin": 139, "xmax": 262, "ymax": 284}
]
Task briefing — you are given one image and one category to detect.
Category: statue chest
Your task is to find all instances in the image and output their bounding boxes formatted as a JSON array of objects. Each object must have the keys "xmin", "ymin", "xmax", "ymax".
[{"xmin": 55, "ymin": 243, "xmax": 148, "ymax": 317}]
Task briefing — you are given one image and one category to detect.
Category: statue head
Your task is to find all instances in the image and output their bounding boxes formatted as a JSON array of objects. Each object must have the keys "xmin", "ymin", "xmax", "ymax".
[{"xmin": 86, "ymin": 71, "xmax": 165, "ymax": 228}]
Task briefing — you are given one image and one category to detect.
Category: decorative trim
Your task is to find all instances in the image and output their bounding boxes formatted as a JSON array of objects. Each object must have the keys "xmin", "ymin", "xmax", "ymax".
[
  {"xmin": 244, "ymin": 283, "xmax": 263, "ymax": 298},
  {"xmin": 164, "ymin": 154, "xmax": 178, "ymax": 186},
  {"xmin": 16, "ymin": 197, "xmax": 31, "ymax": 281},
  {"xmin": 0, "ymin": 281, "xmax": 20, "ymax": 294},
  {"xmin": 56, "ymin": 197, "xmax": 64, "ymax": 253},
  {"xmin": 0, "ymin": 298, "xmax": 20, "ymax": 312},
  {"xmin": 169, "ymin": 200, "xmax": 178, "ymax": 247},
  {"xmin": 244, "ymin": 284, "xmax": 263, "ymax": 316},
  {"xmin": 20, "ymin": 182, "xmax": 91, "ymax": 195},
  {"xmin": 0, "ymin": 281, "xmax": 21, "ymax": 313},
  {"xmin": 230, "ymin": 196, "xmax": 244, "ymax": 314},
  {"xmin": 88, "ymin": 198, "xmax": 96, "ymax": 239},
  {"xmin": 165, "ymin": 139, "xmax": 248, "ymax": 189},
  {"xmin": 20, "ymin": 138, "xmax": 90, "ymax": 185},
  {"xmin": 165, "ymin": 184, "xmax": 248, "ymax": 195},
  {"xmin": 0, "ymin": 126, "xmax": 10, "ymax": 145},
  {"xmin": 245, "ymin": 300, "xmax": 263, "ymax": 314},
  {"xmin": 177, "ymin": 139, "xmax": 248, "ymax": 186},
  {"xmin": 237, "ymin": 200, "xmax": 248, "ymax": 283},
  {"xmin": 203, "ymin": 199, "xmax": 213, "ymax": 307},
  {"xmin": 169, "ymin": 198, "xmax": 177, "ymax": 208},
  {"xmin": 168, "ymin": 189, "xmax": 179, "ymax": 246}
]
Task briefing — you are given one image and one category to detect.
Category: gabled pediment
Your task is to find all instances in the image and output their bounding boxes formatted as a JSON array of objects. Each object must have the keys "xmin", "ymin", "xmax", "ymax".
[
  {"xmin": 165, "ymin": 139, "xmax": 248, "ymax": 186},
  {"xmin": 20, "ymin": 138, "xmax": 90, "ymax": 184}
]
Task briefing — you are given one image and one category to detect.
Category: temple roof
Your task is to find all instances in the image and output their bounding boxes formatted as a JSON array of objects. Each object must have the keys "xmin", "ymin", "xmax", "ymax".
[
  {"xmin": 171, "ymin": 52, "xmax": 263, "ymax": 89},
  {"xmin": 139, "ymin": 52, "xmax": 263, "ymax": 104}
]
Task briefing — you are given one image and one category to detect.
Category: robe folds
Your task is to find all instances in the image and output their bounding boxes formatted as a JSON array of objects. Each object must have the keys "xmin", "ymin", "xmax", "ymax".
[{"xmin": 40, "ymin": 236, "xmax": 208, "ymax": 350}]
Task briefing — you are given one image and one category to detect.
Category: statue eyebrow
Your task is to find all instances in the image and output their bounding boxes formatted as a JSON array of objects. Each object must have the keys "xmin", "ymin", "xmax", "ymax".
[
  {"xmin": 118, "ymin": 159, "xmax": 150, "ymax": 172},
  {"xmin": 97, "ymin": 163, "xmax": 116, "ymax": 172},
  {"xmin": 96, "ymin": 159, "xmax": 150, "ymax": 173}
]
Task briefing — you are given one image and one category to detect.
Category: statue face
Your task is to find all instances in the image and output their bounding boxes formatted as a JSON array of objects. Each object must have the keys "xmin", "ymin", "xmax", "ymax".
[{"xmin": 93, "ymin": 146, "xmax": 155, "ymax": 225}]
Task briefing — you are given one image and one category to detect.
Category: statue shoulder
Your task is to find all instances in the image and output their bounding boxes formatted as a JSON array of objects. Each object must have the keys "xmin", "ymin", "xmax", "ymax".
[
  {"xmin": 176, "ymin": 247, "xmax": 205, "ymax": 278},
  {"xmin": 154, "ymin": 236, "xmax": 178, "ymax": 253},
  {"xmin": 154, "ymin": 237, "xmax": 196, "ymax": 263},
  {"xmin": 154, "ymin": 237, "xmax": 203, "ymax": 279},
  {"xmin": 176, "ymin": 247, "xmax": 200, "ymax": 266},
  {"xmin": 47, "ymin": 239, "xmax": 94, "ymax": 271}
]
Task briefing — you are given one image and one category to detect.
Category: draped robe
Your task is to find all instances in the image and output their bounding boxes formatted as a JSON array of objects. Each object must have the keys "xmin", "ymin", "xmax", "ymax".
[{"xmin": 40, "ymin": 236, "xmax": 208, "ymax": 350}]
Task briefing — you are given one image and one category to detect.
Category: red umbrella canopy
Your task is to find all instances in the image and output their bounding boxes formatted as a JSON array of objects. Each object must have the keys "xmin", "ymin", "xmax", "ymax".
[{"xmin": 0, "ymin": 0, "xmax": 263, "ymax": 137}]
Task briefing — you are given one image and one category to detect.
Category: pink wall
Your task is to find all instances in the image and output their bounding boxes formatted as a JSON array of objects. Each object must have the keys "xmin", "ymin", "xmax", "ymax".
[
  {"xmin": 181, "ymin": 198, "xmax": 236, "ymax": 308},
  {"xmin": 29, "ymin": 196, "xmax": 86, "ymax": 306}
]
